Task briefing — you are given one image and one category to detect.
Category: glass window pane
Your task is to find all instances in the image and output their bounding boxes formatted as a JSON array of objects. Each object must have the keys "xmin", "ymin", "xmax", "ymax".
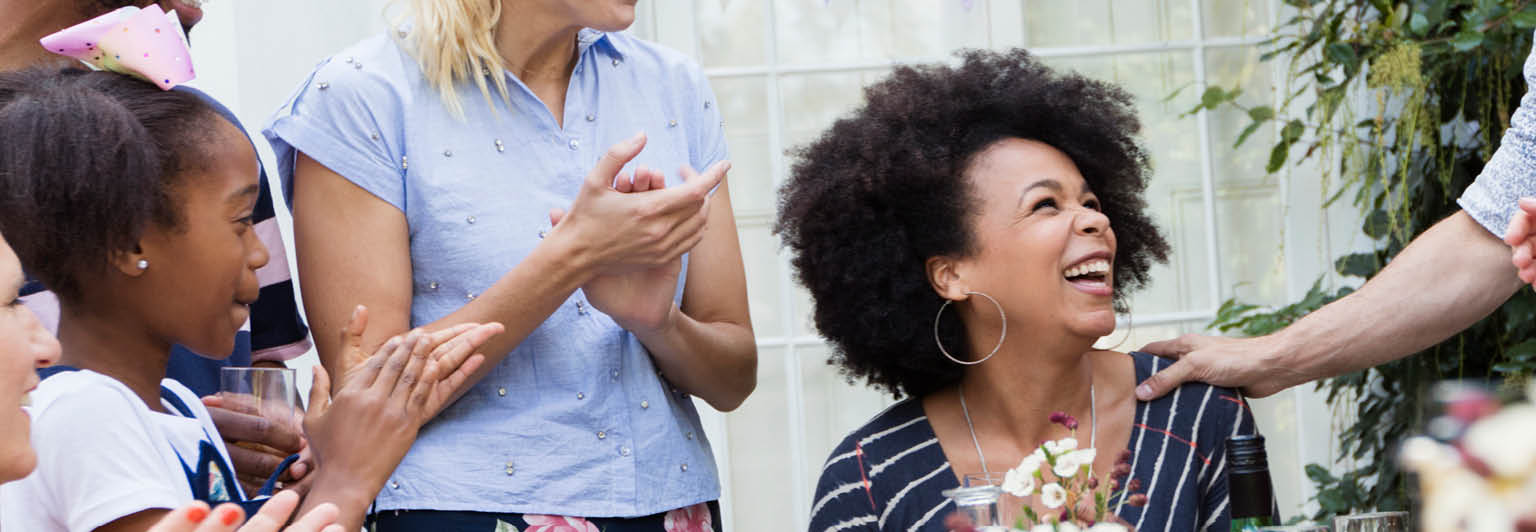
[
  {"xmin": 738, "ymin": 225, "xmax": 786, "ymax": 337},
  {"xmin": 1216, "ymin": 186, "xmax": 1287, "ymax": 306},
  {"xmin": 725, "ymin": 347, "xmax": 793, "ymax": 532},
  {"xmin": 698, "ymin": 0, "xmax": 768, "ymax": 68},
  {"xmin": 1202, "ymin": 0, "xmax": 1272, "ymax": 38},
  {"xmin": 1204, "ymin": 47, "xmax": 1275, "ymax": 186},
  {"xmin": 797, "ymin": 343, "xmax": 896, "ymax": 492},
  {"xmin": 773, "ymin": 0, "xmax": 863, "ymax": 65},
  {"xmin": 713, "ymin": 76, "xmax": 775, "ymax": 216},
  {"xmin": 1022, "ymin": 0, "xmax": 1193, "ymax": 48},
  {"xmin": 1044, "ymin": 53, "xmax": 1214, "ymax": 316}
]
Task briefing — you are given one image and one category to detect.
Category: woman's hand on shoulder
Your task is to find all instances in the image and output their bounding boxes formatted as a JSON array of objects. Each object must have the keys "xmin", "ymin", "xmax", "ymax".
[
  {"xmin": 146, "ymin": 491, "xmax": 343, "ymax": 532},
  {"xmin": 547, "ymin": 132, "xmax": 728, "ymax": 279}
]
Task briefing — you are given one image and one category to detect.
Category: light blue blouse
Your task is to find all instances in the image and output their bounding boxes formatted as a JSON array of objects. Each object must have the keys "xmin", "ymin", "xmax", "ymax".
[{"xmin": 263, "ymin": 29, "xmax": 726, "ymax": 517}]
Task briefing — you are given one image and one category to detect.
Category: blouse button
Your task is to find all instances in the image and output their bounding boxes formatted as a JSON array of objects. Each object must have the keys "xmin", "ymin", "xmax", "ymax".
[
  {"xmin": 443, "ymin": 149, "xmax": 453, "ymax": 157},
  {"xmin": 568, "ymin": 138, "xmax": 580, "ymax": 150},
  {"xmin": 505, "ymin": 462, "xmax": 515, "ymax": 475},
  {"xmin": 538, "ymin": 229, "xmax": 547, "ymax": 239},
  {"xmin": 370, "ymin": 133, "xmax": 380, "ymax": 141},
  {"xmin": 577, "ymin": 392, "xmax": 585, "ymax": 400},
  {"xmin": 427, "ymin": 281, "xmax": 439, "ymax": 291},
  {"xmin": 576, "ymin": 301, "xmax": 588, "ymax": 315},
  {"xmin": 494, "ymin": 139, "xmax": 504, "ymax": 152},
  {"xmin": 668, "ymin": 119, "xmax": 677, "ymax": 128},
  {"xmin": 704, "ymin": 101, "xmax": 712, "ymax": 109},
  {"xmin": 497, "ymin": 387, "xmax": 507, "ymax": 397},
  {"xmin": 466, "ymin": 215, "xmax": 476, "ymax": 224},
  {"xmin": 317, "ymin": 82, "xmax": 330, "ymax": 90},
  {"xmin": 390, "ymin": 481, "xmax": 399, "ymax": 489},
  {"xmin": 597, "ymin": 431, "xmax": 607, "ymax": 440},
  {"xmin": 680, "ymin": 463, "xmax": 689, "ymax": 472},
  {"xmin": 585, "ymin": 114, "xmax": 596, "ymax": 122},
  {"xmin": 612, "ymin": 58, "xmax": 621, "ymax": 67},
  {"xmin": 640, "ymin": 400, "xmax": 649, "ymax": 409},
  {"xmin": 466, "ymin": 292, "xmax": 477, "ymax": 301},
  {"xmin": 620, "ymin": 447, "xmax": 631, "ymax": 456},
  {"xmin": 686, "ymin": 431, "xmax": 695, "ymax": 440},
  {"xmin": 611, "ymin": 369, "xmax": 619, "ymax": 378}
]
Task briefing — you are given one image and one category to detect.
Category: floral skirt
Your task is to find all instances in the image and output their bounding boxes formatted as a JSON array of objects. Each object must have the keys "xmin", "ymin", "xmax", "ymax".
[{"xmin": 367, "ymin": 501, "xmax": 721, "ymax": 532}]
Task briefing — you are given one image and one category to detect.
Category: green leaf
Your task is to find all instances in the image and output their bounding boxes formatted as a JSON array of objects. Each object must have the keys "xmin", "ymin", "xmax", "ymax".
[
  {"xmin": 1201, "ymin": 86, "xmax": 1227, "ymax": 110},
  {"xmin": 1362, "ymin": 209, "xmax": 1391, "ymax": 239},
  {"xmin": 1234, "ymin": 121, "xmax": 1264, "ymax": 148},
  {"xmin": 1248, "ymin": 106, "xmax": 1275, "ymax": 122},
  {"xmin": 1281, "ymin": 119, "xmax": 1305, "ymax": 143},
  {"xmin": 1266, "ymin": 141, "xmax": 1292, "ymax": 173},
  {"xmin": 495, "ymin": 520, "xmax": 520, "ymax": 532},
  {"xmin": 1325, "ymin": 43, "xmax": 1358, "ymax": 68},
  {"xmin": 1514, "ymin": 7, "xmax": 1536, "ymax": 28},
  {"xmin": 1409, "ymin": 12, "xmax": 1429, "ymax": 35},
  {"xmin": 1333, "ymin": 252, "xmax": 1377, "ymax": 278},
  {"xmin": 1450, "ymin": 30, "xmax": 1485, "ymax": 52}
]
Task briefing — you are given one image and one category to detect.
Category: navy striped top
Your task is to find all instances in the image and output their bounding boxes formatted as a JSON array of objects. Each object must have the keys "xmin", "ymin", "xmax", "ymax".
[{"xmin": 808, "ymin": 351, "xmax": 1264, "ymax": 532}]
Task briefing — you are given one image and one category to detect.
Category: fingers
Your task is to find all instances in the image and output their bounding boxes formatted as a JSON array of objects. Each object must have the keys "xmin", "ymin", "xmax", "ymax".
[
  {"xmin": 206, "ymin": 406, "xmax": 304, "ymax": 455},
  {"xmin": 305, "ymin": 365, "xmax": 332, "ymax": 419},
  {"xmin": 1138, "ymin": 336, "xmax": 1193, "ymax": 359},
  {"xmin": 614, "ymin": 170, "xmax": 634, "ymax": 193},
  {"xmin": 197, "ymin": 504, "xmax": 245, "ymax": 532},
  {"xmin": 1507, "ymin": 211, "xmax": 1532, "ymax": 247},
  {"xmin": 1516, "ymin": 241, "xmax": 1534, "ymax": 270},
  {"xmin": 584, "ymin": 132, "xmax": 647, "ymax": 190},
  {"xmin": 390, "ymin": 329, "xmax": 432, "ymax": 400},
  {"xmin": 634, "ymin": 165, "xmax": 666, "ymax": 192},
  {"xmin": 147, "ymin": 501, "xmax": 212, "ymax": 532},
  {"xmin": 337, "ymin": 305, "xmax": 368, "ymax": 372},
  {"xmin": 429, "ymin": 353, "xmax": 487, "ymax": 414},
  {"xmin": 1521, "ymin": 197, "xmax": 1536, "ymax": 216},
  {"xmin": 283, "ymin": 502, "xmax": 341, "ymax": 532},
  {"xmin": 238, "ymin": 490, "xmax": 299, "ymax": 532},
  {"xmin": 549, "ymin": 208, "xmax": 566, "ymax": 227},
  {"xmin": 226, "ymin": 444, "xmax": 294, "ymax": 484},
  {"xmin": 422, "ymin": 323, "xmax": 479, "ymax": 355},
  {"xmin": 372, "ymin": 330, "xmax": 422, "ymax": 391},
  {"xmin": 1135, "ymin": 358, "xmax": 1196, "ymax": 401},
  {"xmin": 680, "ymin": 160, "xmax": 729, "ymax": 197}
]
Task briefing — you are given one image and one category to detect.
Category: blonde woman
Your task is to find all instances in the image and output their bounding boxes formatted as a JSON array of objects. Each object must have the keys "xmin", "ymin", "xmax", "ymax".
[{"xmin": 264, "ymin": 0, "xmax": 755, "ymax": 529}]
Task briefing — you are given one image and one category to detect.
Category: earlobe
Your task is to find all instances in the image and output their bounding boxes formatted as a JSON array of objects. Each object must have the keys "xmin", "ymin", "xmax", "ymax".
[
  {"xmin": 924, "ymin": 256, "xmax": 968, "ymax": 301},
  {"xmin": 111, "ymin": 245, "xmax": 150, "ymax": 277}
]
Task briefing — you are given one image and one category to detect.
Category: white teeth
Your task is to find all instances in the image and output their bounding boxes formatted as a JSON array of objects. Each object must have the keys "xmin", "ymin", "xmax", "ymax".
[
  {"xmin": 1065, "ymin": 259, "xmax": 1111, "ymax": 279},
  {"xmin": 21, "ymin": 392, "xmax": 31, "ymax": 408}
]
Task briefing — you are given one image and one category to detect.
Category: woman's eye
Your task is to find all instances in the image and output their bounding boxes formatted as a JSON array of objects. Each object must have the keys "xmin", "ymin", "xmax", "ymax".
[
  {"xmin": 1085, "ymin": 199, "xmax": 1101, "ymax": 211},
  {"xmin": 1032, "ymin": 198, "xmax": 1058, "ymax": 212}
]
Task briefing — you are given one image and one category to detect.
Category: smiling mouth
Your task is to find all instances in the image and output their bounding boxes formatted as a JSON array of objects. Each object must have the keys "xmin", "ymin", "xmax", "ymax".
[{"xmin": 1064, "ymin": 259, "xmax": 1111, "ymax": 284}]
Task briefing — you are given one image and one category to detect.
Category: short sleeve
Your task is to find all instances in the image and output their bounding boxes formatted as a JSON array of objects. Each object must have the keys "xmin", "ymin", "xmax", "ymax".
[
  {"xmin": 684, "ymin": 63, "xmax": 729, "ymax": 171},
  {"xmin": 29, "ymin": 384, "xmax": 184, "ymax": 531},
  {"xmin": 263, "ymin": 43, "xmax": 410, "ymax": 213},
  {"xmin": 1458, "ymin": 35, "xmax": 1536, "ymax": 237}
]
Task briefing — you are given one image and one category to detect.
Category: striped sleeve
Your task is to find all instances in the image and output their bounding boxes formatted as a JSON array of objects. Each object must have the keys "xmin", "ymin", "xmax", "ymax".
[
  {"xmin": 1196, "ymin": 389, "xmax": 1263, "ymax": 532},
  {"xmin": 249, "ymin": 173, "xmax": 311, "ymax": 362},
  {"xmin": 809, "ymin": 438, "xmax": 880, "ymax": 532}
]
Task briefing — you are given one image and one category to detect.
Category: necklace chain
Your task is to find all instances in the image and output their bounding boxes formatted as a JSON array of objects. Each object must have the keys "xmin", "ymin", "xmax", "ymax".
[{"xmin": 958, "ymin": 379, "xmax": 1096, "ymax": 478}]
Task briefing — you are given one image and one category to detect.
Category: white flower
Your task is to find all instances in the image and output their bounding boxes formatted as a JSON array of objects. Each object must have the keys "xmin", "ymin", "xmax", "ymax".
[
  {"xmin": 1003, "ymin": 465, "xmax": 1037, "ymax": 497},
  {"xmin": 1054, "ymin": 448, "xmax": 1097, "ymax": 478},
  {"xmin": 1463, "ymin": 405, "xmax": 1536, "ymax": 478},
  {"xmin": 1057, "ymin": 522, "xmax": 1081, "ymax": 532},
  {"xmin": 1016, "ymin": 452, "xmax": 1046, "ymax": 477},
  {"xmin": 1031, "ymin": 525, "xmax": 1056, "ymax": 532},
  {"xmin": 1043, "ymin": 437, "xmax": 1078, "ymax": 457},
  {"xmin": 1087, "ymin": 523, "xmax": 1129, "ymax": 532},
  {"xmin": 1398, "ymin": 437, "xmax": 1455, "ymax": 471},
  {"xmin": 1040, "ymin": 482, "xmax": 1068, "ymax": 509}
]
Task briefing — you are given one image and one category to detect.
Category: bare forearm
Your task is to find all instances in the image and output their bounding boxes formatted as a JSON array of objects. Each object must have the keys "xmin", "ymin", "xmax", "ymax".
[
  {"xmin": 296, "ymin": 474, "xmax": 377, "ymax": 531},
  {"xmin": 634, "ymin": 308, "xmax": 757, "ymax": 411},
  {"xmin": 1274, "ymin": 210, "xmax": 1522, "ymax": 383}
]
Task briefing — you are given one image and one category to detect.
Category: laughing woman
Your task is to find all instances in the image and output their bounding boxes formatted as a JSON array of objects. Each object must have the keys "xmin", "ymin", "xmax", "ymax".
[{"xmin": 784, "ymin": 50, "xmax": 1268, "ymax": 532}]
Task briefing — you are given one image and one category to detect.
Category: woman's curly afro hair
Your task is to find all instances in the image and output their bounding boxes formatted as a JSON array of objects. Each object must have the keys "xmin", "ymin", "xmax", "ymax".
[{"xmin": 775, "ymin": 49, "xmax": 1169, "ymax": 398}]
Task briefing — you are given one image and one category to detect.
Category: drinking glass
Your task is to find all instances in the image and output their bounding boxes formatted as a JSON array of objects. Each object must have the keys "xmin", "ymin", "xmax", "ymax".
[
  {"xmin": 217, "ymin": 367, "xmax": 299, "ymax": 451},
  {"xmin": 961, "ymin": 473, "xmax": 1028, "ymax": 531},
  {"xmin": 1334, "ymin": 511, "xmax": 1408, "ymax": 532},
  {"xmin": 1257, "ymin": 525, "xmax": 1330, "ymax": 532}
]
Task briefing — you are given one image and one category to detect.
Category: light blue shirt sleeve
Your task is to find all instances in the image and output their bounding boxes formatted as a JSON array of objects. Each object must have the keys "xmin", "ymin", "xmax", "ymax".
[
  {"xmin": 264, "ymin": 48, "xmax": 409, "ymax": 212},
  {"xmin": 685, "ymin": 66, "xmax": 729, "ymax": 171},
  {"xmin": 1458, "ymin": 34, "xmax": 1536, "ymax": 237}
]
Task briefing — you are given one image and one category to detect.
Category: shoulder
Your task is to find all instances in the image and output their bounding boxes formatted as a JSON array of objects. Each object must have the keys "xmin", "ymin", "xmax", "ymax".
[
  {"xmin": 812, "ymin": 399, "xmax": 949, "ymax": 532},
  {"xmin": 823, "ymin": 399, "xmax": 933, "ymax": 469},
  {"xmin": 286, "ymin": 32, "xmax": 418, "ymax": 113},
  {"xmin": 600, "ymin": 31, "xmax": 711, "ymax": 89},
  {"xmin": 31, "ymin": 370, "xmax": 144, "ymax": 420},
  {"xmin": 1127, "ymin": 351, "xmax": 1253, "ymax": 457}
]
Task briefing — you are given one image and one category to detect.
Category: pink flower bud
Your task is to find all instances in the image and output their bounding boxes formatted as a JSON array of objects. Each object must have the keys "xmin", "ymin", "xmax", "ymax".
[
  {"xmin": 1128, "ymin": 494, "xmax": 1148, "ymax": 507},
  {"xmin": 1059, "ymin": 508, "xmax": 1071, "ymax": 522},
  {"xmin": 1117, "ymin": 449, "xmax": 1133, "ymax": 465},
  {"xmin": 1112, "ymin": 463, "xmax": 1132, "ymax": 480},
  {"xmin": 1109, "ymin": 477, "xmax": 1121, "ymax": 491},
  {"xmin": 1087, "ymin": 477, "xmax": 1099, "ymax": 489},
  {"xmin": 1127, "ymin": 478, "xmax": 1143, "ymax": 492}
]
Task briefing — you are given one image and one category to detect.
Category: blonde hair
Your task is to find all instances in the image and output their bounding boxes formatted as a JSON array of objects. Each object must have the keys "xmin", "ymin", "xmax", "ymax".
[{"xmin": 392, "ymin": 0, "xmax": 511, "ymax": 116}]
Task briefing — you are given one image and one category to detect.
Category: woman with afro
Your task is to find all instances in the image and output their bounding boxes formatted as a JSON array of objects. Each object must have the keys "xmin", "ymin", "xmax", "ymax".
[{"xmin": 782, "ymin": 49, "xmax": 1270, "ymax": 531}]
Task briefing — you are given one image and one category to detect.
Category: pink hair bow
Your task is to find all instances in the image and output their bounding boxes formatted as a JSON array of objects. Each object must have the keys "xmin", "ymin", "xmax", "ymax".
[{"xmin": 39, "ymin": 5, "xmax": 195, "ymax": 90}]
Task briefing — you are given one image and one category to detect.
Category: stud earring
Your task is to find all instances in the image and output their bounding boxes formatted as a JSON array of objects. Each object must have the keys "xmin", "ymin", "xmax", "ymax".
[{"xmin": 136, "ymin": 259, "xmax": 149, "ymax": 270}]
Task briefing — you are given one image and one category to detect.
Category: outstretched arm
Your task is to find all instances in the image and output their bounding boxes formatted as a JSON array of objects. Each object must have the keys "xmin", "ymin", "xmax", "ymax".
[{"xmin": 1137, "ymin": 210, "xmax": 1521, "ymax": 400}]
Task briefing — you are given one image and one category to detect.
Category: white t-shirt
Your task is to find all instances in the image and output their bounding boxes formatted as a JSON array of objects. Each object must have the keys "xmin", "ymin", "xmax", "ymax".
[{"xmin": 0, "ymin": 370, "xmax": 240, "ymax": 532}]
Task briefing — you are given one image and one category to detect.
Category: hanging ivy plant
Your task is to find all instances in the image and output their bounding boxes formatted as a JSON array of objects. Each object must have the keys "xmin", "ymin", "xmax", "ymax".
[{"xmin": 1193, "ymin": 0, "xmax": 1536, "ymax": 520}]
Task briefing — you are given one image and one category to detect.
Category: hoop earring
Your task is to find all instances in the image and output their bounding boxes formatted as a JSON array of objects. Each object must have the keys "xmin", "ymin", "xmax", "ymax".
[
  {"xmin": 1101, "ymin": 304, "xmax": 1134, "ymax": 351},
  {"xmin": 934, "ymin": 291, "xmax": 1007, "ymax": 366}
]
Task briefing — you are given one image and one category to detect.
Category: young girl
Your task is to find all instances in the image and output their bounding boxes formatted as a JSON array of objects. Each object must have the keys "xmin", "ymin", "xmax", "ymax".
[{"xmin": 0, "ymin": 66, "xmax": 502, "ymax": 532}]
